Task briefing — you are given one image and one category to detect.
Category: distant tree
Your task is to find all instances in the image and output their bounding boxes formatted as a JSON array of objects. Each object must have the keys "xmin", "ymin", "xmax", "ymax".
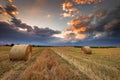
[
  {"xmin": 5, "ymin": 44, "xmax": 9, "ymax": 46},
  {"xmin": 10, "ymin": 43, "xmax": 14, "ymax": 46}
]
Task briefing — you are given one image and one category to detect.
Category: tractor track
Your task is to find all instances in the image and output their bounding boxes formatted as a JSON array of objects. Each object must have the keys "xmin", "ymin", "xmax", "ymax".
[{"xmin": 0, "ymin": 48, "xmax": 90, "ymax": 80}]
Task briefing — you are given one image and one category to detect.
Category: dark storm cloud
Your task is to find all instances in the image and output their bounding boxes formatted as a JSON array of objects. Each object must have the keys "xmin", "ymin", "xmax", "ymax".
[
  {"xmin": 90, "ymin": 5, "xmax": 120, "ymax": 36},
  {"xmin": 0, "ymin": 21, "xmax": 31, "ymax": 40},
  {"xmin": 73, "ymin": 5, "xmax": 120, "ymax": 45},
  {"xmin": 0, "ymin": 0, "xmax": 120, "ymax": 46},
  {"xmin": 70, "ymin": 4, "xmax": 120, "ymax": 41},
  {"xmin": 61, "ymin": 4, "xmax": 120, "ymax": 45},
  {"xmin": 0, "ymin": 0, "xmax": 61, "ymax": 45},
  {"xmin": 11, "ymin": 18, "xmax": 33, "ymax": 32},
  {"xmin": 33, "ymin": 26, "xmax": 60, "ymax": 37},
  {"xmin": 11, "ymin": 18, "xmax": 61, "ymax": 37},
  {"xmin": 104, "ymin": 19, "xmax": 120, "ymax": 35},
  {"xmin": 0, "ymin": 0, "xmax": 18, "ymax": 18},
  {"xmin": 0, "ymin": 19, "xmax": 61, "ymax": 45}
]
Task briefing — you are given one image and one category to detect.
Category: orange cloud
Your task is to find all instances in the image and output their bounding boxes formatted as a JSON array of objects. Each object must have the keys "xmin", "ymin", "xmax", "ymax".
[
  {"xmin": 69, "ymin": 7, "xmax": 78, "ymax": 12},
  {"xmin": 75, "ymin": 33, "xmax": 87, "ymax": 40},
  {"xmin": 53, "ymin": 28, "xmax": 88, "ymax": 41},
  {"xmin": 71, "ymin": 26, "xmax": 87, "ymax": 32},
  {"xmin": 63, "ymin": 30, "xmax": 87, "ymax": 40},
  {"xmin": 68, "ymin": 14, "xmax": 94, "ymax": 26},
  {"xmin": 62, "ymin": 12, "xmax": 74, "ymax": 17},
  {"xmin": 62, "ymin": 1, "xmax": 78, "ymax": 18},
  {"xmin": 8, "ymin": 0, "xmax": 13, "ymax": 3},
  {"xmin": 0, "ymin": 0, "xmax": 18, "ymax": 17},
  {"xmin": 60, "ymin": 0, "xmax": 105, "ymax": 40},
  {"xmin": 61, "ymin": 13, "xmax": 95, "ymax": 40},
  {"xmin": 62, "ymin": 2, "xmax": 73, "ymax": 11},
  {"xmin": 73, "ymin": 0, "xmax": 104, "ymax": 4}
]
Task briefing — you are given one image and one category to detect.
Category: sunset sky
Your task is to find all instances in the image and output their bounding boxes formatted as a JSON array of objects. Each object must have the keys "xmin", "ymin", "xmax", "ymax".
[{"xmin": 0, "ymin": 0, "xmax": 120, "ymax": 46}]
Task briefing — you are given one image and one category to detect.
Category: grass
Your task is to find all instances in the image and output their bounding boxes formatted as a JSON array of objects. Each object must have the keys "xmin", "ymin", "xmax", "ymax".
[
  {"xmin": 51, "ymin": 49, "xmax": 70, "ymax": 65},
  {"xmin": 52, "ymin": 47, "xmax": 120, "ymax": 80},
  {"xmin": 0, "ymin": 60, "xmax": 12, "ymax": 75},
  {"xmin": 0, "ymin": 46, "xmax": 120, "ymax": 80},
  {"xmin": 22, "ymin": 48, "xmax": 89, "ymax": 80},
  {"xmin": 0, "ymin": 46, "xmax": 11, "ymax": 77},
  {"xmin": 0, "ymin": 46, "xmax": 44, "ymax": 79}
]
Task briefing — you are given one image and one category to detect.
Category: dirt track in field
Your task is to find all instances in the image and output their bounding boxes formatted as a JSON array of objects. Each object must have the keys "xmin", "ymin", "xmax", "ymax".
[{"xmin": 0, "ymin": 48, "xmax": 90, "ymax": 80}]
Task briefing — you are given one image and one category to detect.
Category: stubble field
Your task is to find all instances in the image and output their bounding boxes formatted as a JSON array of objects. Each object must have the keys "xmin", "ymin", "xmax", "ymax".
[{"xmin": 0, "ymin": 46, "xmax": 120, "ymax": 80}]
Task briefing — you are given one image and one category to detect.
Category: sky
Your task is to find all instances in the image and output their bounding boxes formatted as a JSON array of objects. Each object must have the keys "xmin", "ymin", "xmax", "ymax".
[{"xmin": 0, "ymin": 0, "xmax": 120, "ymax": 46}]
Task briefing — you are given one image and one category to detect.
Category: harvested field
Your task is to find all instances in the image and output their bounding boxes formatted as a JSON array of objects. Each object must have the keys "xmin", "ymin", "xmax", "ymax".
[
  {"xmin": 52, "ymin": 47, "xmax": 120, "ymax": 80},
  {"xmin": 22, "ymin": 49, "xmax": 89, "ymax": 80},
  {"xmin": 0, "ymin": 47, "xmax": 44, "ymax": 80},
  {"xmin": 0, "ymin": 46, "xmax": 120, "ymax": 80}
]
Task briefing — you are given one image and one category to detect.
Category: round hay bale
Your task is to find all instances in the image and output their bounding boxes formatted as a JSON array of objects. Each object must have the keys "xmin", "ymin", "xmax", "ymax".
[
  {"xmin": 81, "ymin": 46, "xmax": 92, "ymax": 54},
  {"xmin": 9, "ymin": 44, "xmax": 32, "ymax": 61}
]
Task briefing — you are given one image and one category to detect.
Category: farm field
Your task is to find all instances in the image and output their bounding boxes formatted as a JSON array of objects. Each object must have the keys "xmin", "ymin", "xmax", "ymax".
[{"xmin": 0, "ymin": 46, "xmax": 120, "ymax": 80}]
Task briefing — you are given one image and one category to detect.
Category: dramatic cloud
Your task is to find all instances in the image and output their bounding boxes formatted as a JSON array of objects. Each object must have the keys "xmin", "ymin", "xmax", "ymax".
[
  {"xmin": 0, "ymin": 0, "xmax": 120, "ymax": 46},
  {"xmin": 60, "ymin": 0, "xmax": 106, "ymax": 41},
  {"xmin": 93, "ymin": 9, "xmax": 107, "ymax": 19},
  {"xmin": 61, "ymin": 0, "xmax": 104, "ymax": 18},
  {"xmin": 60, "ymin": 13, "xmax": 94, "ymax": 41},
  {"xmin": 62, "ymin": 1, "xmax": 73, "ymax": 11},
  {"xmin": 68, "ymin": 14, "xmax": 94, "ymax": 28},
  {"xmin": 0, "ymin": 21, "xmax": 30, "ymax": 41},
  {"xmin": 84, "ymin": 5, "xmax": 120, "ymax": 40},
  {"xmin": 0, "ymin": 0, "xmax": 61, "ymax": 45},
  {"xmin": 0, "ymin": 0, "xmax": 18, "ymax": 18},
  {"xmin": 61, "ymin": 1, "xmax": 78, "ymax": 18},
  {"xmin": 60, "ymin": 0, "xmax": 120, "ymax": 43},
  {"xmin": 33, "ymin": 26, "xmax": 60, "ymax": 37},
  {"xmin": 61, "ymin": 12, "xmax": 74, "ymax": 18},
  {"xmin": 10, "ymin": 18, "xmax": 61, "ymax": 37},
  {"xmin": 0, "ymin": 18, "xmax": 61, "ymax": 45},
  {"xmin": 91, "ymin": 5, "xmax": 120, "ymax": 35},
  {"xmin": 73, "ymin": 0, "xmax": 104, "ymax": 4},
  {"xmin": 11, "ymin": 18, "xmax": 33, "ymax": 32}
]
